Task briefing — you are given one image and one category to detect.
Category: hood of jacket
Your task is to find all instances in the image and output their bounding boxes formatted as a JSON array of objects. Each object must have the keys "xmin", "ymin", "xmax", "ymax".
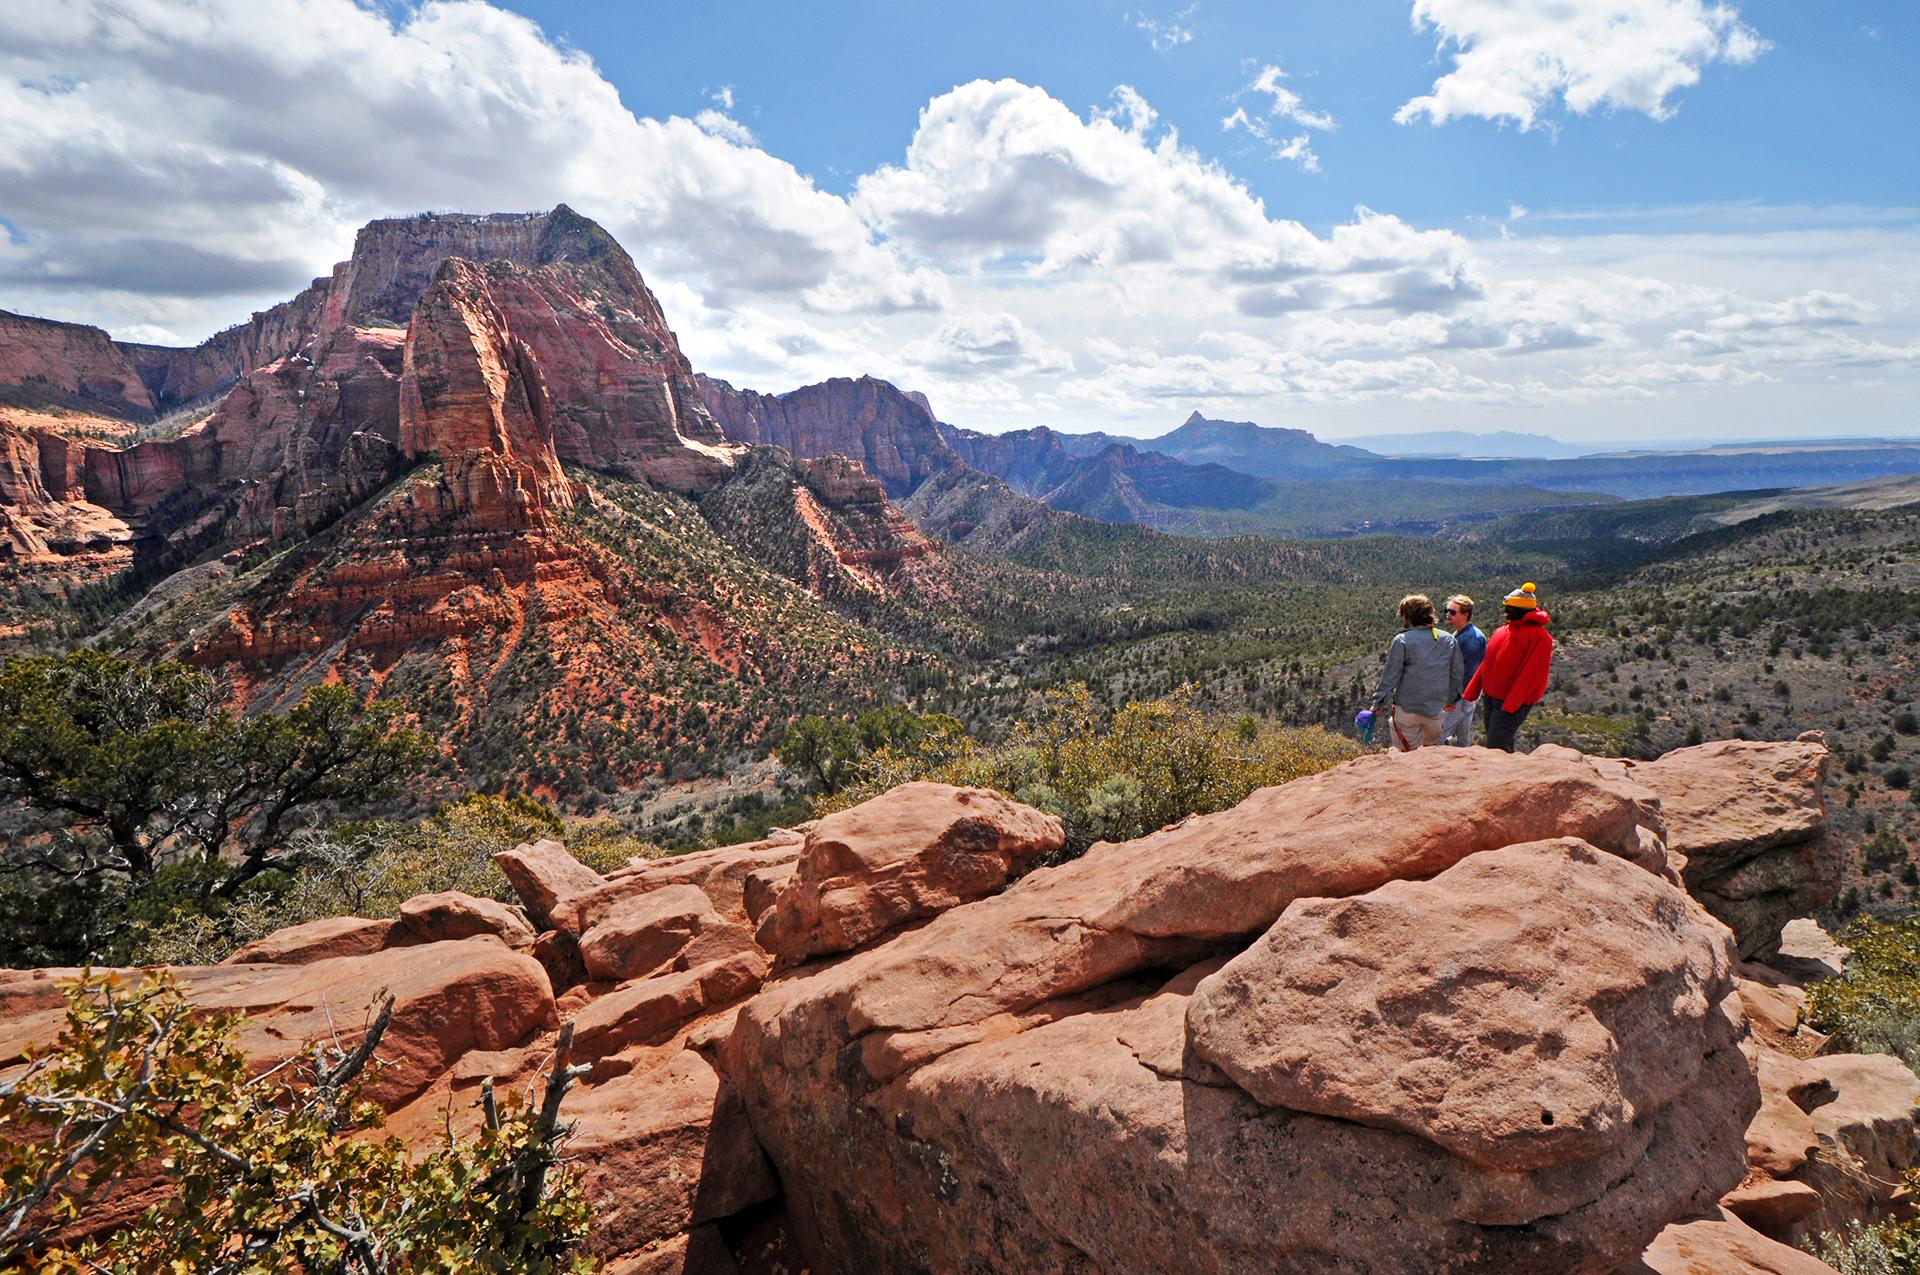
[{"xmin": 1514, "ymin": 608, "xmax": 1551, "ymax": 628}]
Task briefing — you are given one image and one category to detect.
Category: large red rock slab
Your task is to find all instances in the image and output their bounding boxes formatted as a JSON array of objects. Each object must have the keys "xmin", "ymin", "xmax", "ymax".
[
  {"xmin": 724, "ymin": 752, "xmax": 1760, "ymax": 1274},
  {"xmin": 1799, "ymin": 1051, "xmax": 1920, "ymax": 1233},
  {"xmin": 570, "ymin": 951, "xmax": 768, "ymax": 1058},
  {"xmin": 1619, "ymin": 1206, "xmax": 1839, "ymax": 1274},
  {"xmin": 397, "ymin": 889, "xmax": 536, "ymax": 948},
  {"xmin": 732, "ymin": 958, "xmax": 1752, "ymax": 1275},
  {"xmin": 553, "ymin": 838, "xmax": 802, "ymax": 934},
  {"xmin": 738, "ymin": 748, "xmax": 1665, "ymax": 1058},
  {"xmin": 1722, "ymin": 1177, "xmax": 1823, "ymax": 1239},
  {"xmin": 0, "ymin": 939, "xmax": 554, "ymax": 1109},
  {"xmin": 1628, "ymin": 736, "xmax": 1836, "ymax": 957},
  {"xmin": 577, "ymin": 884, "xmax": 758, "ymax": 984},
  {"xmin": 495, "ymin": 837, "xmax": 607, "ymax": 929},
  {"xmin": 755, "ymin": 782, "xmax": 1064, "ymax": 968},
  {"xmin": 566, "ymin": 1049, "xmax": 776, "ymax": 1267},
  {"xmin": 1186, "ymin": 838, "xmax": 1738, "ymax": 1173},
  {"xmin": 222, "ymin": 915, "xmax": 398, "ymax": 965}
]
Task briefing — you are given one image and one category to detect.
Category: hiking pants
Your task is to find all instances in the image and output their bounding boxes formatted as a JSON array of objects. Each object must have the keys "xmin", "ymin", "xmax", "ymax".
[
  {"xmin": 1440, "ymin": 698, "xmax": 1477, "ymax": 746},
  {"xmin": 1482, "ymin": 696, "xmax": 1533, "ymax": 753},
  {"xmin": 1389, "ymin": 708, "xmax": 1445, "ymax": 752}
]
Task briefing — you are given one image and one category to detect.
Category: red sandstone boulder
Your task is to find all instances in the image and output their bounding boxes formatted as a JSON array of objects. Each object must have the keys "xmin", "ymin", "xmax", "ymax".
[
  {"xmin": 577, "ymin": 883, "xmax": 758, "ymax": 984},
  {"xmin": 398, "ymin": 890, "xmax": 536, "ymax": 948},
  {"xmin": 1187, "ymin": 837, "xmax": 1740, "ymax": 1174},
  {"xmin": 553, "ymin": 838, "xmax": 802, "ymax": 934},
  {"xmin": 566, "ymin": 1049, "xmax": 777, "ymax": 1267},
  {"xmin": 569, "ymin": 951, "xmax": 768, "ymax": 1058},
  {"xmin": 0, "ymin": 939, "xmax": 554, "ymax": 1110},
  {"xmin": 496, "ymin": 837, "xmax": 607, "ymax": 929},
  {"xmin": 1799, "ymin": 1051, "xmax": 1920, "ymax": 1234},
  {"xmin": 724, "ymin": 749, "xmax": 1750, "ymax": 1274},
  {"xmin": 755, "ymin": 782, "xmax": 1064, "ymax": 968},
  {"xmin": 222, "ymin": 915, "xmax": 398, "ymax": 965},
  {"xmin": 1620, "ymin": 1206, "xmax": 1839, "ymax": 1274},
  {"xmin": 1628, "ymin": 735, "xmax": 1836, "ymax": 958}
]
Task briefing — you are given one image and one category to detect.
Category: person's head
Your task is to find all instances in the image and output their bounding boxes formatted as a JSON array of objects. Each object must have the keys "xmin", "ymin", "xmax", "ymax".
[
  {"xmin": 1444, "ymin": 594, "xmax": 1474, "ymax": 633},
  {"xmin": 1502, "ymin": 581, "xmax": 1540, "ymax": 622},
  {"xmin": 1397, "ymin": 593, "xmax": 1436, "ymax": 628}
]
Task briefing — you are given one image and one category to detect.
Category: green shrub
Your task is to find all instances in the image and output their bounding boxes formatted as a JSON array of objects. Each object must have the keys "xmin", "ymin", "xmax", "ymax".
[
  {"xmin": 1806, "ymin": 916, "xmax": 1920, "ymax": 1068},
  {"xmin": 134, "ymin": 794, "xmax": 661, "ymax": 965},
  {"xmin": 821, "ymin": 685, "xmax": 1359, "ymax": 855},
  {"xmin": 0, "ymin": 972, "xmax": 592, "ymax": 1272}
]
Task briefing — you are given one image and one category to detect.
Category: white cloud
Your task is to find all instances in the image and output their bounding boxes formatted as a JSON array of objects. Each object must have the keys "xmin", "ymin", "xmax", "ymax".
[
  {"xmin": 1, "ymin": 7, "xmax": 1914, "ymax": 444},
  {"xmin": 1221, "ymin": 64, "xmax": 1335, "ymax": 172},
  {"xmin": 900, "ymin": 312, "xmax": 1073, "ymax": 377},
  {"xmin": 0, "ymin": 0, "xmax": 942, "ymax": 330},
  {"xmin": 1397, "ymin": 0, "xmax": 1769, "ymax": 129},
  {"xmin": 1132, "ymin": 5, "xmax": 1197, "ymax": 52}
]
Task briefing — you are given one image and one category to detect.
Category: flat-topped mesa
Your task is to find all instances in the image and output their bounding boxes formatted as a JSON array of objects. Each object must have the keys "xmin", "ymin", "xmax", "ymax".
[{"xmin": 0, "ymin": 309, "xmax": 157, "ymax": 421}]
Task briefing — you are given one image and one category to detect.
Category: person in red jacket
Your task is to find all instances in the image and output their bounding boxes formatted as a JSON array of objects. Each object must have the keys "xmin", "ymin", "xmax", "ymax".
[{"xmin": 1459, "ymin": 581, "xmax": 1553, "ymax": 752}]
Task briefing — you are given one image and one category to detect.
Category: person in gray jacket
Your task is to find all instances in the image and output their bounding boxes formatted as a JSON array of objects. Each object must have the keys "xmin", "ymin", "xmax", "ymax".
[{"xmin": 1370, "ymin": 594, "xmax": 1464, "ymax": 752}]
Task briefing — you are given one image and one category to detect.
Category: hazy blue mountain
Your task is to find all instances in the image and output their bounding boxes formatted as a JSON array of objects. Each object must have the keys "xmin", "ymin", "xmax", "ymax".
[{"xmin": 1335, "ymin": 430, "xmax": 1595, "ymax": 460}]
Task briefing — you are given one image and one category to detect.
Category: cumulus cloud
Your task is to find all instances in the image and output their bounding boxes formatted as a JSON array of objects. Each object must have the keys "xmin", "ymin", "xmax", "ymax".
[
  {"xmin": 900, "ymin": 312, "xmax": 1073, "ymax": 377},
  {"xmin": 0, "ymin": 7, "xmax": 1913, "ymax": 441},
  {"xmin": 1396, "ymin": 0, "xmax": 1769, "ymax": 129},
  {"xmin": 0, "ymin": 0, "xmax": 942, "ymax": 331}
]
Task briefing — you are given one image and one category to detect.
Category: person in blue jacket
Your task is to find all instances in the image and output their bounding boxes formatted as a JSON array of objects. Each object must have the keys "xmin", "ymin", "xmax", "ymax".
[{"xmin": 1439, "ymin": 593, "xmax": 1486, "ymax": 746}]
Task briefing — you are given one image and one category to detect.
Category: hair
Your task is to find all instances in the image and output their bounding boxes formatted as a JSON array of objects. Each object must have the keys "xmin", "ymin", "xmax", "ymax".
[
  {"xmin": 1446, "ymin": 594, "xmax": 1474, "ymax": 620},
  {"xmin": 1398, "ymin": 594, "xmax": 1436, "ymax": 628},
  {"xmin": 1505, "ymin": 603, "xmax": 1533, "ymax": 621}
]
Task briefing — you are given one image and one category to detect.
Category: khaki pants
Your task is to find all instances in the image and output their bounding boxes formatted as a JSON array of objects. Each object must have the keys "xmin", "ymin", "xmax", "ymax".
[
  {"xmin": 1440, "ymin": 698, "xmax": 1477, "ymax": 746},
  {"xmin": 1388, "ymin": 708, "xmax": 1445, "ymax": 752}
]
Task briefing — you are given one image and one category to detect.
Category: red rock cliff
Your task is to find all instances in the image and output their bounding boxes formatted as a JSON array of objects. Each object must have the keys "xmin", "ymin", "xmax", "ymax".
[{"xmin": 698, "ymin": 374, "xmax": 957, "ymax": 499}]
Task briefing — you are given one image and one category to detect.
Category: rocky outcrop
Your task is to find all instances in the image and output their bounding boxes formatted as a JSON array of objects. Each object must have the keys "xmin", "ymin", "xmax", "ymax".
[
  {"xmin": 1623, "ymin": 1207, "xmax": 1839, "ymax": 1275},
  {"xmin": 722, "ymin": 748, "xmax": 1752, "ymax": 1274},
  {"xmin": 1628, "ymin": 734, "xmax": 1838, "ymax": 958},
  {"xmin": 576, "ymin": 884, "xmax": 758, "ymax": 984},
  {"xmin": 4, "ymin": 738, "xmax": 1884, "ymax": 1273},
  {"xmin": 1187, "ymin": 837, "xmax": 1735, "ymax": 1173},
  {"xmin": 0, "ymin": 309, "xmax": 156, "ymax": 419},
  {"xmin": 221, "ymin": 915, "xmax": 399, "ymax": 966},
  {"xmin": 698, "ymin": 374, "xmax": 956, "ymax": 499},
  {"xmin": 552, "ymin": 835, "xmax": 805, "ymax": 934},
  {"xmin": 396, "ymin": 890, "xmax": 537, "ymax": 948},
  {"xmin": 496, "ymin": 838, "xmax": 608, "ymax": 930},
  {"xmin": 755, "ymin": 781, "xmax": 1064, "ymax": 968}
]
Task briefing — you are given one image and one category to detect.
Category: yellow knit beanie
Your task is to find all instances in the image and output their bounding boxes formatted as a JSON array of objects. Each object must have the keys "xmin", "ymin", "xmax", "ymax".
[{"xmin": 1504, "ymin": 581, "xmax": 1540, "ymax": 609}]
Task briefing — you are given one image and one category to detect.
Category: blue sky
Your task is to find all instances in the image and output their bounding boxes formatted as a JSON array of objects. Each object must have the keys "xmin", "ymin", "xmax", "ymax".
[
  {"xmin": 2, "ymin": 0, "xmax": 1917, "ymax": 443},
  {"xmin": 503, "ymin": 0, "xmax": 1916, "ymax": 232}
]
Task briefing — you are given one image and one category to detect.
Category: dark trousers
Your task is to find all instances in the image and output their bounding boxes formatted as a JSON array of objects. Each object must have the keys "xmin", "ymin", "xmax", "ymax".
[{"xmin": 1482, "ymin": 696, "xmax": 1533, "ymax": 753}]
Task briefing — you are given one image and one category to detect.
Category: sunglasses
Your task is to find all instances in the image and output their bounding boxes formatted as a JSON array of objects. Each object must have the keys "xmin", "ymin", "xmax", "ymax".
[{"xmin": 1444, "ymin": 608, "xmax": 1463, "ymax": 615}]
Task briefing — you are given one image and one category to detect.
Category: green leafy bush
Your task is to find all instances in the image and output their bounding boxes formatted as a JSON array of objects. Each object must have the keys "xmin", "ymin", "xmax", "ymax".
[
  {"xmin": 0, "ymin": 972, "xmax": 594, "ymax": 1273},
  {"xmin": 1806, "ymin": 916, "xmax": 1920, "ymax": 1067},
  {"xmin": 820, "ymin": 685, "xmax": 1359, "ymax": 854},
  {"xmin": 134, "ymin": 794, "xmax": 661, "ymax": 966}
]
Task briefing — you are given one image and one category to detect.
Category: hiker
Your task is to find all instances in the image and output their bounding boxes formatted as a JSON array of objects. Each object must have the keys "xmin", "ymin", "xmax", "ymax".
[
  {"xmin": 1439, "ymin": 594, "xmax": 1486, "ymax": 746},
  {"xmin": 1370, "ymin": 594, "xmax": 1463, "ymax": 752},
  {"xmin": 1460, "ymin": 581, "xmax": 1554, "ymax": 752}
]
